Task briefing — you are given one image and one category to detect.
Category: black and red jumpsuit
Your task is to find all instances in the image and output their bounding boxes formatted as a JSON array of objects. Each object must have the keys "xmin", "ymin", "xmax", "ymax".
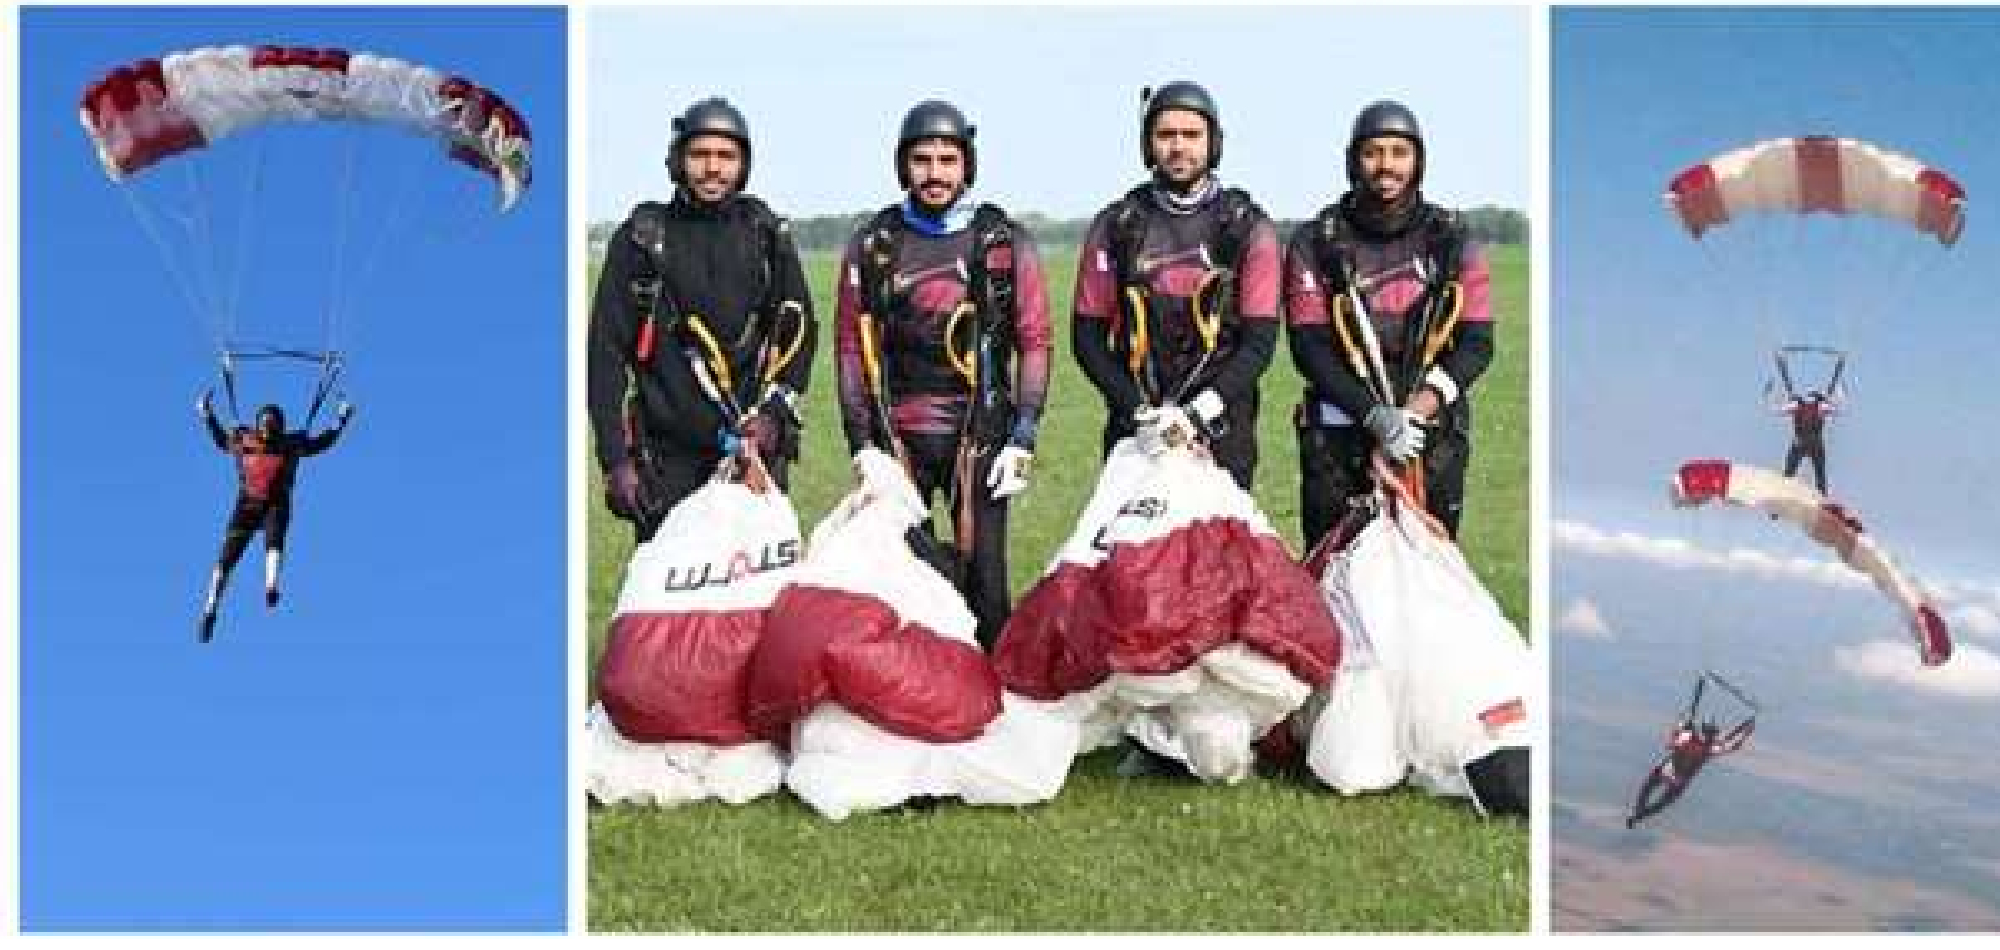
[
  {"xmin": 205, "ymin": 413, "xmax": 345, "ymax": 567},
  {"xmin": 834, "ymin": 204, "xmax": 1053, "ymax": 649},
  {"xmin": 1781, "ymin": 397, "xmax": 1837, "ymax": 494},
  {"xmin": 1071, "ymin": 183, "xmax": 1281, "ymax": 491},
  {"xmin": 1284, "ymin": 201, "xmax": 1495, "ymax": 544}
]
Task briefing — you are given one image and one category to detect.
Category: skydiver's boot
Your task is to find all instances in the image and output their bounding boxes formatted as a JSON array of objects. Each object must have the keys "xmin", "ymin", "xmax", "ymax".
[
  {"xmin": 198, "ymin": 610, "xmax": 218, "ymax": 644},
  {"xmin": 264, "ymin": 551, "xmax": 282, "ymax": 612}
]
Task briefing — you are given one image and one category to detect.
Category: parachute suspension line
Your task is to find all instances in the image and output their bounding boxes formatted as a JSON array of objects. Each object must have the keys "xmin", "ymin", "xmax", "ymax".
[
  {"xmin": 173, "ymin": 154, "xmax": 231, "ymax": 350},
  {"xmin": 117, "ymin": 184, "xmax": 225, "ymax": 353},
  {"xmin": 220, "ymin": 350, "xmax": 244, "ymax": 426},
  {"xmin": 322, "ymin": 130, "xmax": 364, "ymax": 366},
  {"xmin": 301, "ymin": 351, "xmax": 345, "ymax": 430},
  {"xmin": 220, "ymin": 139, "xmax": 269, "ymax": 356},
  {"xmin": 338, "ymin": 143, "xmax": 429, "ymax": 360}
]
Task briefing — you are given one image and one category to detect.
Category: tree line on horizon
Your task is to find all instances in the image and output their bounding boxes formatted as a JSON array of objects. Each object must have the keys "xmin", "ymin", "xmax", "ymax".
[{"xmin": 590, "ymin": 205, "xmax": 1530, "ymax": 251}]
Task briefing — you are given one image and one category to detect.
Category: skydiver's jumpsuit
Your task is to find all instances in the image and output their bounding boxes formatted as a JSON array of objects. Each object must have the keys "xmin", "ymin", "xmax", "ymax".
[
  {"xmin": 1071, "ymin": 182, "xmax": 1283, "ymax": 492},
  {"xmin": 1626, "ymin": 719, "xmax": 1752, "ymax": 828},
  {"xmin": 586, "ymin": 191, "xmax": 818, "ymax": 543},
  {"xmin": 1781, "ymin": 397, "xmax": 1836, "ymax": 494},
  {"xmin": 1284, "ymin": 197, "xmax": 1496, "ymax": 547},
  {"xmin": 204, "ymin": 411, "xmax": 347, "ymax": 596},
  {"xmin": 834, "ymin": 203, "xmax": 1053, "ymax": 651}
]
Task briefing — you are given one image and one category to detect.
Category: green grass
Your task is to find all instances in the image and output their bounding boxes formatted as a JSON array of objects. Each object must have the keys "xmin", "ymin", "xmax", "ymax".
[{"xmin": 586, "ymin": 243, "xmax": 1530, "ymax": 932}]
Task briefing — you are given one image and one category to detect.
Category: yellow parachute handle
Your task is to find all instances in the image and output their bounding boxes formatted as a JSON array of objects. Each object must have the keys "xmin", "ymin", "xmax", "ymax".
[
  {"xmin": 943, "ymin": 300, "xmax": 978, "ymax": 388},
  {"xmin": 1122, "ymin": 285, "xmax": 1151, "ymax": 382},
  {"xmin": 1192, "ymin": 270, "xmax": 1225, "ymax": 354},
  {"xmin": 682, "ymin": 312, "xmax": 735, "ymax": 395},
  {"xmin": 761, "ymin": 301, "xmax": 809, "ymax": 386},
  {"xmin": 1327, "ymin": 291, "xmax": 1372, "ymax": 381},
  {"xmin": 1420, "ymin": 279, "xmax": 1465, "ymax": 368},
  {"xmin": 858, "ymin": 311, "xmax": 887, "ymax": 400}
]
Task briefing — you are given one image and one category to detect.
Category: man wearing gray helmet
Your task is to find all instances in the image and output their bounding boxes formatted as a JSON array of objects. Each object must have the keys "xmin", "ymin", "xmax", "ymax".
[
  {"xmin": 834, "ymin": 99, "xmax": 1054, "ymax": 650},
  {"xmin": 1072, "ymin": 81, "xmax": 1282, "ymax": 492},
  {"xmin": 1285, "ymin": 100, "xmax": 1497, "ymax": 545},
  {"xmin": 588, "ymin": 96, "xmax": 817, "ymax": 542}
]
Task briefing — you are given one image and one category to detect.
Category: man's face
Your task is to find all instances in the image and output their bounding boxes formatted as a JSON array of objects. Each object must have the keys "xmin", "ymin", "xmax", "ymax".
[
  {"xmin": 1356, "ymin": 134, "xmax": 1419, "ymax": 203},
  {"xmin": 1148, "ymin": 109, "xmax": 1211, "ymax": 186},
  {"xmin": 681, "ymin": 133, "xmax": 744, "ymax": 202},
  {"xmin": 905, "ymin": 138, "xmax": 967, "ymax": 210}
]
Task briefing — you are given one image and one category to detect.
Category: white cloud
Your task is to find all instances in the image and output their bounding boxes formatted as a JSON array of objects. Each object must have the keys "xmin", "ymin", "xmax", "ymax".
[
  {"xmin": 1558, "ymin": 597, "xmax": 1613, "ymax": 640},
  {"xmin": 1948, "ymin": 603, "xmax": 2000, "ymax": 639},
  {"xmin": 1555, "ymin": 520, "xmax": 2000, "ymax": 644},
  {"xmin": 1833, "ymin": 639, "xmax": 2000, "ymax": 700},
  {"xmin": 1552, "ymin": 519, "xmax": 1867, "ymax": 590}
]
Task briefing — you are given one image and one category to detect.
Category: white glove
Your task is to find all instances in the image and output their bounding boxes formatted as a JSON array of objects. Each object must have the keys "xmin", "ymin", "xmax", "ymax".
[
  {"xmin": 1187, "ymin": 388, "xmax": 1226, "ymax": 436},
  {"xmin": 1363, "ymin": 405, "xmax": 1427, "ymax": 463},
  {"xmin": 987, "ymin": 445, "xmax": 1033, "ymax": 500},
  {"xmin": 1135, "ymin": 405, "xmax": 1196, "ymax": 455}
]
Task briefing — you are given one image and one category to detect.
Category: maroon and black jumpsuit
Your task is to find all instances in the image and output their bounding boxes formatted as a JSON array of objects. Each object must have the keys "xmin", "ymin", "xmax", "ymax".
[
  {"xmin": 1072, "ymin": 184, "xmax": 1281, "ymax": 491},
  {"xmin": 205, "ymin": 412, "xmax": 346, "ymax": 570},
  {"xmin": 1781, "ymin": 397, "xmax": 1836, "ymax": 494},
  {"xmin": 835, "ymin": 206, "xmax": 1053, "ymax": 649},
  {"xmin": 1626, "ymin": 718, "xmax": 1753, "ymax": 828},
  {"xmin": 1284, "ymin": 201, "xmax": 1495, "ymax": 544}
]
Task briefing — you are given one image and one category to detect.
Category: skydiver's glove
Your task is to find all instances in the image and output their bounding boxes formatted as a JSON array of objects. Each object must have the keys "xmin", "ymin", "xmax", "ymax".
[
  {"xmin": 1364, "ymin": 404, "xmax": 1427, "ymax": 463},
  {"xmin": 1134, "ymin": 405, "xmax": 1196, "ymax": 456},
  {"xmin": 198, "ymin": 389, "xmax": 214, "ymax": 418},
  {"xmin": 605, "ymin": 459, "xmax": 644, "ymax": 522},
  {"xmin": 1186, "ymin": 388, "xmax": 1228, "ymax": 441},
  {"xmin": 987, "ymin": 445, "xmax": 1033, "ymax": 501},
  {"xmin": 337, "ymin": 401, "xmax": 355, "ymax": 424}
]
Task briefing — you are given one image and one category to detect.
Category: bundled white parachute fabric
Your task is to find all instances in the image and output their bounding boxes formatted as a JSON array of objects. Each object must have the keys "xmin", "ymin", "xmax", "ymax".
[
  {"xmin": 997, "ymin": 439, "xmax": 1339, "ymax": 785},
  {"xmin": 1303, "ymin": 490, "xmax": 1531, "ymax": 809},
  {"xmin": 757, "ymin": 449, "xmax": 1077, "ymax": 820},
  {"xmin": 585, "ymin": 472, "xmax": 801, "ymax": 807}
]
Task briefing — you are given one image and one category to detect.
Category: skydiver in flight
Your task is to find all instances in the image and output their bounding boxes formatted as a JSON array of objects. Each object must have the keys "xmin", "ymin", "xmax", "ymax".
[
  {"xmin": 1626, "ymin": 674, "xmax": 1756, "ymax": 828},
  {"xmin": 1773, "ymin": 387, "xmax": 1842, "ymax": 495},
  {"xmin": 197, "ymin": 392, "xmax": 353, "ymax": 643},
  {"xmin": 1768, "ymin": 348, "xmax": 1846, "ymax": 495}
]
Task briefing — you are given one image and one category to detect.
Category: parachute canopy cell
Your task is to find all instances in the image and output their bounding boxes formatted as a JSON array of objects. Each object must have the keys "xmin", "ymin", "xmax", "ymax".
[
  {"xmin": 1665, "ymin": 136, "xmax": 1964, "ymax": 246},
  {"xmin": 1670, "ymin": 460, "xmax": 1953, "ymax": 668},
  {"xmin": 80, "ymin": 45, "xmax": 532, "ymax": 210}
]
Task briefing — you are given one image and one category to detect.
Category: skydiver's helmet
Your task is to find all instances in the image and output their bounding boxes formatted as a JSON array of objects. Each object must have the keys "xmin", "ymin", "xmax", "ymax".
[
  {"xmin": 1140, "ymin": 80, "xmax": 1223, "ymax": 172},
  {"xmin": 255, "ymin": 404, "xmax": 286, "ymax": 438},
  {"xmin": 668, "ymin": 96, "xmax": 752, "ymax": 190},
  {"xmin": 1346, "ymin": 99, "xmax": 1426, "ymax": 195},
  {"xmin": 895, "ymin": 99, "xmax": 977, "ymax": 190}
]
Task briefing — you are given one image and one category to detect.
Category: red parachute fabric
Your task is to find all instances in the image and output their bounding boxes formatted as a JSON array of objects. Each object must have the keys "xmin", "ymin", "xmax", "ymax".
[
  {"xmin": 1665, "ymin": 136, "xmax": 1963, "ymax": 246},
  {"xmin": 594, "ymin": 476, "xmax": 802, "ymax": 743},
  {"xmin": 749, "ymin": 585, "xmax": 1000, "ymax": 745},
  {"xmin": 1672, "ymin": 459, "xmax": 1953, "ymax": 667},
  {"xmin": 996, "ymin": 440, "xmax": 1338, "ymax": 782},
  {"xmin": 80, "ymin": 44, "xmax": 532, "ymax": 210}
]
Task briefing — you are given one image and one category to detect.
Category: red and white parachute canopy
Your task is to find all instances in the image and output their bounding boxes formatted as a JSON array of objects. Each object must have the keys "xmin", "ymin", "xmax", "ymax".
[
  {"xmin": 1671, "ymin": 460, "xmax": 1952, "ymax": 668},
  {"xmin": 1666, "ymin": 136, "xmax": 1964, "ymax": 247},
  {"xmin": 80, "ymin": 45, "xmax": 531, "ymax": 211}
]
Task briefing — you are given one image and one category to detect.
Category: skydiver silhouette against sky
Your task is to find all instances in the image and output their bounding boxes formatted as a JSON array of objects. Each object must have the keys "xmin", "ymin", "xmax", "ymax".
[
  {"xmin": 1773, "ymin": 387, "xmax": 1842, "ymax": 495},
  {"xmin": 197, "ymin": 392, "xmax": 352, "ymax": 643},
  {"xmin": 1626, "ymin": 680, "xmax": 1755, "ymax": 829}
]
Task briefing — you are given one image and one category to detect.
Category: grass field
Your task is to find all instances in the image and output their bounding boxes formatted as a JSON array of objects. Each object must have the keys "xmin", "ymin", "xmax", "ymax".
[{"xmin": 586, "ymin": 243, "xmax": 1530, "ymax": 932}]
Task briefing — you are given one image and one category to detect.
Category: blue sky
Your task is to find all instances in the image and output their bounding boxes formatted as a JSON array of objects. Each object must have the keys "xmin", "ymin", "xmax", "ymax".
[
  {"xmin": 587, "ymin": 5, "xmax": 1529, "ymax": 221},
  {"xmin": 20, "ymin": 6, "xmax": 567, "ymax": 931},
  {"xmin": 1553, "ymin": 8, "xmax": 2000, "ymax": 930}
]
